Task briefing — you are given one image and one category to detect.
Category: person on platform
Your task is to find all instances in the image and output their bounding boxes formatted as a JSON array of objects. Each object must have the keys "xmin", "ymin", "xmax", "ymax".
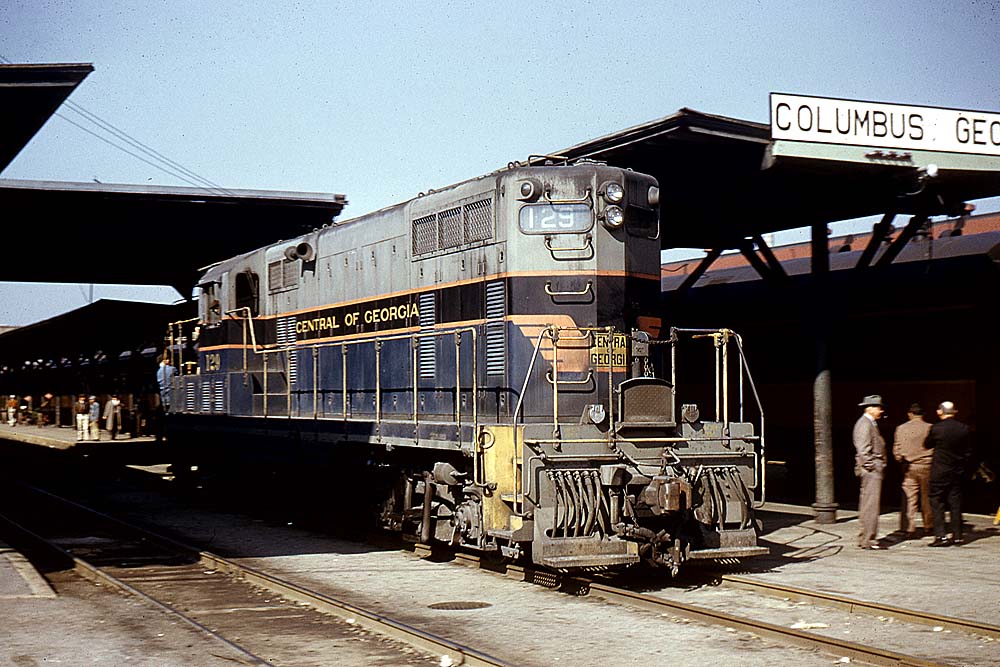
[
  {"xmin": 7, "ymin": 394, "xmax": 18, "ymax": 427},
  {"xmin": 75, "ymin": 395, "xmax": 90, "ymax": 441},
  {"xmin": 854, "ymin": 394, "xmax": 887, "ymax": 550},
  {"xmin": 103, "ymin": 394, "xmax": 124, "ymax": 440},
  {"xmin": 893, "ymin": 402, "xmax": 934, "ymax": 538},
  {"xmin": 88, "ymin": 395, "xmax": 101, "ymax": 441},
  {"xmin": 40, "ymin": 393, "xmax": 54, "ymax": 427},
  {"xmin": 926, "ymin": 401, "xmax": 973, "ymax": 547},
  {"xmin": 155, "ymin": 355, "xmax": 177, "ymax": 412}
]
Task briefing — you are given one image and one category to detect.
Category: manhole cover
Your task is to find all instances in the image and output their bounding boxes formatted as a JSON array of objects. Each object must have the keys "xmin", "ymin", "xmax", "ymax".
[{"xmin": 427, "ymin": 601, "xmax": 493, "ymax": 610}]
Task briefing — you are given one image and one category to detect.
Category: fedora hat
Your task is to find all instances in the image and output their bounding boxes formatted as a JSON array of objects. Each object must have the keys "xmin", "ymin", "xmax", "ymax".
[{"xmin": 858, "ymin": 394, "xmax": 883, "ymax": 407}]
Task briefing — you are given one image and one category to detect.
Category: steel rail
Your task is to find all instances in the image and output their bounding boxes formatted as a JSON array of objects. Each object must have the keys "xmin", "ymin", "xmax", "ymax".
[
  {"xmin": 571, "ymin": 578, "xmax": 950, "ymax": 667},
  {"xmin": 720, "ymin": 574, "xmax": 1000, "ymax": 640},
  {"xmin": 0, "ymin": 510, "xmax": 271, "ymax": 667},
  {"xmin": 442, "ymin": 550, "xmax": 951, "ymax": 667},
  {"xmin": 16, "ymin": 484, "xmax": 512, "ymax": 667}
]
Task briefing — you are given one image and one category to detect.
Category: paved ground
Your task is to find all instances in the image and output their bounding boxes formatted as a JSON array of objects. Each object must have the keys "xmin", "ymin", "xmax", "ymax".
[
  {"xmin": 0, "ymin": 422, "xmax": 157, "ymax": 450},
  {"xmin": 1, "ymin": 428, "xmax": 997, "ymax": 666}
]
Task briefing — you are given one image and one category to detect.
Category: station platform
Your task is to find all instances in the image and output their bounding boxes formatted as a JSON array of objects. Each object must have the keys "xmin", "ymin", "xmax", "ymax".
[
  {"xmin": 0, "ymin": 422, "xmax": 165, "ymax": 469},
  {"xmin": 0, "ymin": 422, "xmax": 157, "ymax": 450}
]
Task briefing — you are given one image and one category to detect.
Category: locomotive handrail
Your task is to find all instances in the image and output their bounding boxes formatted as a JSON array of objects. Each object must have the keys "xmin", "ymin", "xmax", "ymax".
[
  {"xmin": 527, "ymin": 153, "xmax": 569, "ymax": 166},
  {"xmin": 513, "ymin": 324, "xmax": 617, "ymax": 427},
  {"xmin": 545, "ymin": 370, "xmax": 593, "ymax": 385},
  {"xmin": 213, "ymin": 310, "xmax": 481, "ymax": 446},
  {"xmin": 543, "ymin": 234, "xmax": 592, "ymax": 253},
  {"xmin": 543, "ymin": 186, "xmax": 591, "ymax": 205},
  {"xmin": 512, "ymin": 327, "xmax": 549, "ymax": 427},
  {"xmin": 223, "ymin": 307, "xmax": 264, "ymax": 352},
  {"xmin": 165, "ymin": 316, "xmax": 201, "ymax": 377},
  {"xmin": 543, "ymin": 280, "xmax": 592, "ymax": 297},
  {"xmin": 732, "ymin": 332, "xmax": 766, "ymax": 508},
  {"xmin": 671, "ymin": 327, "xmax": 766, "ymax": 507}
]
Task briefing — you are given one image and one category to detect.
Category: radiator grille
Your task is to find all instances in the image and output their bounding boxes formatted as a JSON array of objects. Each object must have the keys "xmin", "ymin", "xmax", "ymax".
[
  {"xmin": 282, "ymin": 259, "xmax": 299, "ymax": 287},
  {"xmin": 267, "ymin": 261, "xmax": 283, "ymax": 290},
  {"xmin": 465, "ymin": 198, "xmax": 493, "ymax": 242},
  {"xmin": 185, "ymin": 381, "xmax": 195, "ymax": 412},
  {"xmin": 212, "ymin": 378, "xmax": 225, "ymax": 413},
  {"xmin": 439, "ymin": 207, "xmax": 462, "ymax": 249},
  {"xmin": 276, "ymin": 316, "xmax": 298, "ymax": 388},
  {"xmin": 412, "ymin": 197, "xmax": 493, "ymax": 257},
  {"xmin": 268, "ymin": 259, "xmax": 299, "ymax": 292},
  {"xmin": 418, "ymin": 293, "xmax": 436, "ymax": 378},
  {"xmin": 201, "ymin": 380, "xmax": 212, "ymax": 412},
  {"xmin": 412, "ymin": 214, "xmax": 437, "ymax": 255},
  {"xmin": 485, "ymin": 280, "xmax": 506, "ymax": 376}
]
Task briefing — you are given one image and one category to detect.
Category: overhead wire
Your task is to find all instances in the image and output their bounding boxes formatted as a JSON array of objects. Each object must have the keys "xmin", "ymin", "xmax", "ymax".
[{"xmin": 0, "ymin": 53, "xmax": 232, "ymax": 195}]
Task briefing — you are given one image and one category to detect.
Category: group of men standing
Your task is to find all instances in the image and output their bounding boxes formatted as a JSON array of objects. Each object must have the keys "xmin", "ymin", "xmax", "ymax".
[
  {"xmin": 854, "ymin": 394, "xmax": 973, "ymax": 550},
  {"xmin": 74, "ymin": 394, "xmax": 125, "ymax": 441}
]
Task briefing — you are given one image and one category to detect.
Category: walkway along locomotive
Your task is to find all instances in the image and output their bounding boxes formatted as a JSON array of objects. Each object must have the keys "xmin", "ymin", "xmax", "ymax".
[{"xmin": 164, "ymin": 158, "xmax": 768, "ymax": 573}]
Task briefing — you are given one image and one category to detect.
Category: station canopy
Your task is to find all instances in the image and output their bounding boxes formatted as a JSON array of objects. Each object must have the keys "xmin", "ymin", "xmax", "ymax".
[
  {"xmin": 4, "ymin": 63, "xmax": 1000, "ymax": 290},
  {"xmin": 0, "ymin": 178, "xmax": 346, "ymax": 293},
  {"xmin": 0, "ymin": 63, "xmax": 93, "ymax": 172},
  {"xmin": 555, "ymin": 103, "xmax": 1000, "ymax": 250},
  {"xmin": 0, "ymin": 62, "xmax": 346, "ymax": 294}
]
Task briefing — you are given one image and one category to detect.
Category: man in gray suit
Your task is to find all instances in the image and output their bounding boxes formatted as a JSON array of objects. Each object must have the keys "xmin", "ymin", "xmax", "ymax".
[{"xmin": 854, "ymin": 394, "xmax": 887, "ymax": 550}]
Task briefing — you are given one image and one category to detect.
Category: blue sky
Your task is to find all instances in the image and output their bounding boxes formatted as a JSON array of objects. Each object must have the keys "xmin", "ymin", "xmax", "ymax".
[{"xmin": 2, "ymin": 1, "xmax": 999, "ymax": 325}]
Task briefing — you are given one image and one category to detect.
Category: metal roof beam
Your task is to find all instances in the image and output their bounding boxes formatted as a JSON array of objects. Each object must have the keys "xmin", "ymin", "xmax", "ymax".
[
  {"xmin": 875, "ymin": 214, "xmax": 930, "ymax": 268},
  {"xmin": 856, "ymin": 212, "xmax": 897, "ymax": 269}
]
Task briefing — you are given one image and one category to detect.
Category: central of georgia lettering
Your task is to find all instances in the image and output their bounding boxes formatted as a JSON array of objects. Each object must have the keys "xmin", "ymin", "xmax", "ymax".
[
  {"xmin": 774, "ymin": 102, "xmax": 924, "ymax": 141},
  {"xmin": 295, "ymin": 300, "xmax": 420, "ymax": 339}
]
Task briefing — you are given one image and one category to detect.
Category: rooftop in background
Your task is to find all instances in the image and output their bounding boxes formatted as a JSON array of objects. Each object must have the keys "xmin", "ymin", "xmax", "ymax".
[
  {"xmin": 0, "ymin": 299, "xmax": 193, "ymax": 369},
  {"xmin": 661, "ymin": 211, "xmax": 1000, "ymax": 284},
  {"xmin": 0, "ymin": 63, "xmax": 93, "ymax": 172}
]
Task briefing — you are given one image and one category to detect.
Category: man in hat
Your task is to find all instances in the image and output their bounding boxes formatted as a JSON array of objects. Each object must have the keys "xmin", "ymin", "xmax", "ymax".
[
  {"xmin": 103, "ymin": 394, "xmax": 124, "ymax": 440},
  {"xmin": 926, "ymin": 401, "xmax": 973, "ymax": 547},
  {"xmin": 893, "ymin": 403, "xmax": 934, "ymax": 538},
  {"xmin": 854, "ymin": 395, "xmax": 887, "ymax": 549}
]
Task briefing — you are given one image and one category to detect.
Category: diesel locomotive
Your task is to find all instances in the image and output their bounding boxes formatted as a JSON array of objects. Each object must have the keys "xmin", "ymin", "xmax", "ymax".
[{"xmin": 164, "ymin": 157, "xmax": 767, "ymax": 573}]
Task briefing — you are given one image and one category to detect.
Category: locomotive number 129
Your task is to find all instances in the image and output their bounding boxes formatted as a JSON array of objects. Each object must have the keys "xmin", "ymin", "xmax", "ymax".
[{"xmin": 518, "ymin": 203, "xmax": 592, "ymax": 234}]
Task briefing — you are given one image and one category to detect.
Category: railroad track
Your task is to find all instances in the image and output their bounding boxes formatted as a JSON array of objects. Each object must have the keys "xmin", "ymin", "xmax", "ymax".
[
  {"xmin": 0, "ymin": 483, "xmax": 512, "ymax": 667},
  {"xmin": 717, "ymin": 574, "xmax": 1000, "ymax": 640},
  {"xmin": 8, "ymin": 471, "xmax": 996, "ymax": 667},
  {"xmin": 442, "ymin": 551, "xmax": 997, "ymax": 667}
]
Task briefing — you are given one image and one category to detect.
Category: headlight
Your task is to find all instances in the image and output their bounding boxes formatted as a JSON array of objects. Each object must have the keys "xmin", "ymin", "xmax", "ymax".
[
  {"xmin": 603, "ymin": 182, "xmax": 624, "ymax": 203},
  {"xmin": 604, "ymin": 205, "xmax": 624, "ymax": 228},
  {"xmin": 517, "ymin": 178, "xmax": 542, "ymax": 201}
]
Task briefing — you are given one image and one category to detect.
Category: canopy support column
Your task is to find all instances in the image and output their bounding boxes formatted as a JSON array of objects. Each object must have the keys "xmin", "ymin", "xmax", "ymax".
[{"xmin": 811, "ymin": 222, "xmax": 837, "ymax": 524}]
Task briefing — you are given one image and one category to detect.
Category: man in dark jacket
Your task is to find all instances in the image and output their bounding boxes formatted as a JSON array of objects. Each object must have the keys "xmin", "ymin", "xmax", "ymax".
[
  {"xmin": 854, "ymin": 395, "xmax": 887, "ymax": 550},
  {"xmin": 926, "ymin": 401, "xmax": 973, "ymax": 547}
]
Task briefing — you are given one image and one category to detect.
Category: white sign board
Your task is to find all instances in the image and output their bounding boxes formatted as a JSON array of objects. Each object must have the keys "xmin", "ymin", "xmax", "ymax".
[{"xmin": 770, "ymin": 93, "xmax": 1000, "ymax": 157}]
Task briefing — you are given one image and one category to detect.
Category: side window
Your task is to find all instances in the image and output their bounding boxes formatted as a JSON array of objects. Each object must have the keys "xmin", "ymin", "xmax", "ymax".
[
  {"xmin": 234, "ymin": 271, "xmax": 260, "ymax": 317},
  {"xmin": 201, "ymin": 282, "xmax": 222, "ymax": 325}
]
